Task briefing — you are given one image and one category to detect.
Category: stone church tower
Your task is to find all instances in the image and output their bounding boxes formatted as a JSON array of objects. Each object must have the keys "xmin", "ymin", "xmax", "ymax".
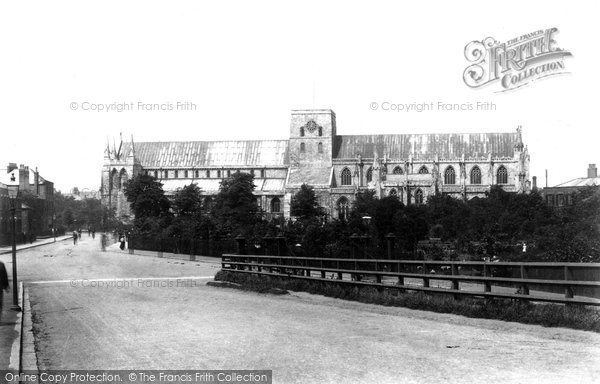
[
  {"xmin": 284, "ymin": 109, "xmax": 337, "ymax": 217},
  {"xmin": 100, "ymin": 135, "xmax": 141, "ymax": 222}
]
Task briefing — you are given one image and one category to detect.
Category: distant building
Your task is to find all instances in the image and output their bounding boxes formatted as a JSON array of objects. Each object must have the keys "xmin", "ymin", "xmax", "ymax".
[
  {"xmin": 101, "ymin": 109, "xmax": 531, "ymax": 221},
  {"xmin": 543, "ymin": 164, "xmax": 599, "ymax": 207},
  {"xmin": 65, "ymin": 187, "xmax": 100, "ymax": 201},
  {"xmin": 0, "ymin": 164, "xmax": 55, "ymax": 244}
]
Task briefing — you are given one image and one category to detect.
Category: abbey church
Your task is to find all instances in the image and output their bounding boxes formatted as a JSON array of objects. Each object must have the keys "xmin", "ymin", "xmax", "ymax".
[{"xmin": 101, "ymin": 109, "xmax": 531, "ymax": 221}]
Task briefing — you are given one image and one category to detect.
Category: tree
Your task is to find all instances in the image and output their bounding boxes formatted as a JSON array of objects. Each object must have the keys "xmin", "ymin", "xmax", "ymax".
[
  {"xmin": 167, "ymin": 184, "xmax": 204, "ymax": 238},
  {"xmin": 290, "ymin": 184, "xmax": 324, "ymax": 221},
  {"xmin": 211, "ymin": 171, "xmax": 259, "ymax": 237},
  {"xmin": 123, "ymin": 174, "xmax": 171, "ymax": 234},
  {"xmin": 172, "ymin": 183, "xmax": 203, "ymax": 217}
]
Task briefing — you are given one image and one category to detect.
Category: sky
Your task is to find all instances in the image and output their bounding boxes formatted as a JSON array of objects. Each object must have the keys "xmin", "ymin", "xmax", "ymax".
[{"xmin": 0, "ymin": 0, "xmax": 597, "ymax": 192}]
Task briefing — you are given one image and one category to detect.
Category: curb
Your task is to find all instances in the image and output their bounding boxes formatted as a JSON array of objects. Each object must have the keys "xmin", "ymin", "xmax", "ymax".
[
  {"xmin": 21, "ymin": 286, "xmax": 39, "ymax": 380},
  {"xmin": 0, "ymin": 236, "xmax": 72, "ymax": 255},
  {"xmin": 7, "ymin": 282, "xmax": 22, "ymax": 373}
]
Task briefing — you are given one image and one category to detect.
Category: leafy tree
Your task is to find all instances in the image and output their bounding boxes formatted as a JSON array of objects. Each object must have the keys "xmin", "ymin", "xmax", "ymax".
[
  {"xmin": 167, "ymin": 184, "xmax": 204, "ymax": 238},
  {"xmin": 211, "ymin": 171, "xmax": 259, "ymax": 237},
  {"xmin": 124, "ymin": 174, "xmax": 171, "ymax": 219},
  {"xmin": 290, "ymin": 184, "xmax": 324, "ymax": 221},
  {"xmin": 123, "ymin": 174, "xmax": 171, "ymax": 234}
]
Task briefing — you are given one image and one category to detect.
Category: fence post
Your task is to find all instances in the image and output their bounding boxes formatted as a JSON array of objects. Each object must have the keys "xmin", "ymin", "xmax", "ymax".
[
  {"xmin": 189, "ymin": 239, "xmax": 195, "ymax": 261},
  {"xmin": 157, "ymin": 236, "xmax": 163, "ymax": 258},
  {"xmin": 128, "ymin": 234, "xmax": 134, "ymax": 254},
  {"xmin": 235, "ymin": 236, "xmax": 246, "ymax": 255},
  {"xmin": 385, "ymin": 233, "xmax": 396, "ymax": 260},
  {"xmin": 564, "ymin": 265, "xmax": 574, "ymax": 299},
  {"xmin": 397, "ymin": 261, "xmax": 404, "ymax": 287},
  {"xmin": 520, "ymin": 264, "xmax": 529, "ymax": 295},
  {"xmin": 350, "ymin": 234, "xmax": 360, "ymax": 281},
  {"xmin": 451, "ymin": 263, "xmax": 459, "ymax": 291},
  {"xmin": 483, "ymin": 263, "xmax": 492, "ymax": 292},
  {"xmin": 320, "ymin": 258, "xmax": 326, "ymax": 279},
  {"xmin": 422, "ymin": 261, "xmax": 429, "ymax": 288}
]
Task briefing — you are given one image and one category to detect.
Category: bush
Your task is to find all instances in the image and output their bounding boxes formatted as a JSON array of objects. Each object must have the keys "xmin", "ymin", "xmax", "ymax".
[{"xmin": 214, "ymin": 270, "xmax": 600, "ymax": 332}]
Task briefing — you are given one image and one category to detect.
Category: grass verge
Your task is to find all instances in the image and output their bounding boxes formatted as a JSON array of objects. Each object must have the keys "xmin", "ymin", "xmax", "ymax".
[{"xmin": 214, "ymin": 270, "xmax": 600, "ymax": 332}]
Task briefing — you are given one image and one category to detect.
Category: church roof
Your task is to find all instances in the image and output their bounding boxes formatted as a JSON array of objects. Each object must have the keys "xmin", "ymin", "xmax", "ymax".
[
  {"xmin": 333, "ymin": 133, "xmax": 520, "ymax": 160},
  {"xmin": 123, "ymin": 140, "xmax": 289, "ymax": 168}
]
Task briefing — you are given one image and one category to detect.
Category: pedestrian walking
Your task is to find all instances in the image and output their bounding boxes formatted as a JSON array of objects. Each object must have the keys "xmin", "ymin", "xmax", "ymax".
[
  {"xmin": 91, "ymin": 228, "xmax": 96, "ymax": 239},
  {"xmin": 119, "ymin": 234, "xmax": 126, "ymax": 250},
  {"xmin": 0, "ymin": 261, "xmax": 9, "ymax": 322},
  {"xmin": 77, "ymin": 229, "xmax": 82, "ymax": 240},
  {"xmin": 73, "ymin": 230, "xmax": 78, "ymax": 245}
]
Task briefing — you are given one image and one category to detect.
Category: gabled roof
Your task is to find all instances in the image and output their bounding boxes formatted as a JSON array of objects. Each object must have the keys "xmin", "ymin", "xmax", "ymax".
[
  {"xmin": 333, "ymin": 132, "xmax": 520, "ymax": 160},
  {"xmin": 122, "ymin": 140, "xmax": 289, "ymax": 168},
  {"xmin": 553, "ymin": 177, "xmax": 600, "ymax": 188}
]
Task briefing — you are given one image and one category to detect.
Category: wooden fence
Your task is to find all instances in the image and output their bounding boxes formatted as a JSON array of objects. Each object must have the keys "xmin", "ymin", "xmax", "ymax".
[{"xmin": 221, "ymin": 254, "xmax": 600, "ymax": 306}]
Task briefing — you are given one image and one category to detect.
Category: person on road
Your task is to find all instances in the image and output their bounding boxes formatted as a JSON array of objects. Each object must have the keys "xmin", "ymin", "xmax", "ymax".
[
  {"xmin": 0, "ymin": 261, "xmax": 9, "ymax": 322},
  {"xmin": 73, "ymin": 230, "xmax": 78, "ymax": 245},
  {"xmin": 91, "ymin": 228, "xmax": 96, "ymax": 239},
  {"xmin": 119, "ymin": 234, "xmax": 126, "ymax": 250}
]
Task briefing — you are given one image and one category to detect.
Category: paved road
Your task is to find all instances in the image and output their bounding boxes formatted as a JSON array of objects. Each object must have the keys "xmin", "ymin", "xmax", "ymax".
[{"xmin": 2, "ymin": 236, "xmax": 600, "ymax": 383}]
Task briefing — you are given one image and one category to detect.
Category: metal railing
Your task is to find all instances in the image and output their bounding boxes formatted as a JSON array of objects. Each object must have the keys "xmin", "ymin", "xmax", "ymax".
[{"xmin": 220, "ymin": 254, "xmax": 600, "ymax": 306}]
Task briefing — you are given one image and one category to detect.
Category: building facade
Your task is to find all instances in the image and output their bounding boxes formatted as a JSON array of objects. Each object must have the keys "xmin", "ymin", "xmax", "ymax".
[
  {"xmin": 543, "ymin": 164, "xmax": 599, "ymax": 208},
  {"xmin": 0, "ymin": 164, "xmax": 55, "ymax": 245},
  {"xmin": 101, "ymin": 109, "xmax": 531, "ymax": 221}
]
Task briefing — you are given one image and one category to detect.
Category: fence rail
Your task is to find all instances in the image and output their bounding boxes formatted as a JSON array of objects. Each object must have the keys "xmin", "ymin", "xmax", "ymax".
[{"xmin": 221, "ymin": 254, "xmax": 600, "ymax": 306}]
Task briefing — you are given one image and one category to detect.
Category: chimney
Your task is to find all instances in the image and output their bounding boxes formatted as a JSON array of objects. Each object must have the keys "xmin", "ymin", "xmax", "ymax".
[
  {"xmin": 588, "ymin": 164, "xmax": 598, "ymax": 178},
  {"xmin": 34, "ymin": 167, "xmax": 40, "ymax": 195},
  {"xmin": 532, "ymin": 176, "xmax": 537, "ymax": 190},
  {"xmin": 19, "ymin": 164, "xmax": 30, "ymax": 191}
]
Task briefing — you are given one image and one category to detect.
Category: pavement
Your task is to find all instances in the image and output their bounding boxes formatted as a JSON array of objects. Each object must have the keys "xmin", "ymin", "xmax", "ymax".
[
  {"xmin": 0, "ymin": 235, "xmax": 72, "ymax": 254},
  {"xmin": 1, "ymin": 235, "xmax": 600, "ymax": 383}
]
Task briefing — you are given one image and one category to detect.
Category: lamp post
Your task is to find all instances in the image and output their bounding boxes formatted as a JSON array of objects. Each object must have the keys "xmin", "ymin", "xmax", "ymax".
[
  {"xmin": 7, "ymin": 184, "xmax": 21, "ymax": 312},
  {"xmin": 52, "ymin": 213, "xmax": 56, "ymax": 242}
]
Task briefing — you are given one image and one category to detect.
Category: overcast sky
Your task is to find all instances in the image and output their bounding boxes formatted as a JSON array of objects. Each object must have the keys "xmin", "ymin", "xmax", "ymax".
[{"xmin": 0, "ymin": 0, "xmax": 597, "ymax": 192}]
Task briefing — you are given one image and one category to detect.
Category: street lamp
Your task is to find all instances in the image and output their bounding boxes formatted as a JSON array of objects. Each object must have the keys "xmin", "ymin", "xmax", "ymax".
[
  {"xmin": 7, "ymin": 184, "xmax": 21, "ymax": 312},
  {"xmin": 361, "ymin": 215, "xmax": 372, "ymax": 228}
]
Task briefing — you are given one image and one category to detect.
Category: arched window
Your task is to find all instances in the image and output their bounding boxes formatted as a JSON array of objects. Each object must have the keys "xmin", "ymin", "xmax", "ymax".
[
  {"xmin": 164, "ymin": 170, "xmax": 169, "ymax": 179},
  {"xmin": 217, "ymin": 170, "xmax": 221, "ymax": 178},
  {"xmin": 184, "ymin": 170, "xmax": 189, "ymax": 178},
  {"xmin": 318, "ymin": 142, "xmax": 323, "ymax": 153},
  {"xmin": 271, "ymin": 197, "xmax": 281, "ymax": 213},
  {"xmin": 300, "ymin": 143, "xmax": 305, "ymax": 153},
  {"xmin": 337, "ymin": 196, "xmax": 349, "ymax": 221},
  {"xmin": 393, "ymin": 166, "xmax": 403, "ymax": 175},
  {"xmin": 415, "ymin": 189, "xmax": 424, "ymax": 205},
  {"xmin": 418, "ymin": 166, "xmax": 429, "ymax": 174},
  {"xmin": 366, "ymin": 167, "xmax": 373, "ymax": 182},
  {"xmin": 341, "ymin": 168, "xmax": 352, "ymax": 186},
  {"xmin": 389, "ymin": 188, "xmax": 397, "ymax": 197},
  {"xmin": 300, "ymin": 128, "xmax": 305, "ymax": 137},
  {"xmin": 444, "ymin": 166, "xmax": 455, "ymax": 185},
  {"xmin": 227, "ymin": 170, "xmax": 231, "ymax": 178},
  {"xmin": 174, "ymin": 170, "xmax": 179, "ymax": 179},
  {"xmin": 470, "ymin": 166, "xmax": 482, "ymax": 184},
  {"xmin": 206, "ymin": 170, "xmax": 210, "ymax": 178},
  {"xmin": 195, "ymin": 170, "xmax": 199, "ymax": 178},
  {"xmin": 497, "ymin": 166, "xmax": 508, "ymax": 184},
  {"xmin": 119, "ymin": 169, "xmax": 128, "ymax": 187},
  {"xmin": 111, "ymin": 169, "xmax": 120, "ymax": 190}
]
